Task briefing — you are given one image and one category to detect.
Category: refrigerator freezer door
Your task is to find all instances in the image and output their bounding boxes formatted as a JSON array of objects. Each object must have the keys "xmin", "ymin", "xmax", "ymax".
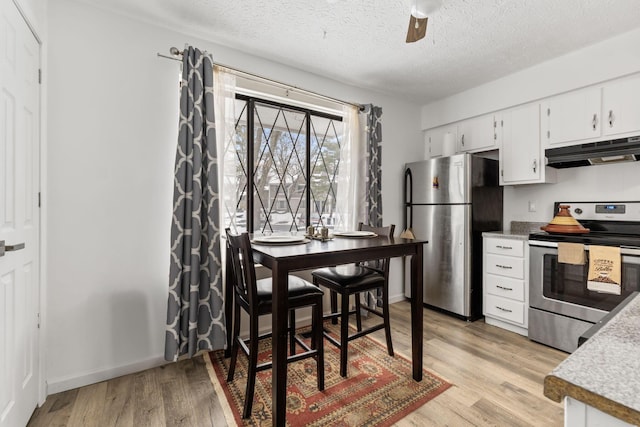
[
  {"xmin": 406, "ymin": 153, "xmax": 471, "ymax": 205},
  {"xmin": 405, "ymin": 204, "xmax": 472, "ymax": 316}
]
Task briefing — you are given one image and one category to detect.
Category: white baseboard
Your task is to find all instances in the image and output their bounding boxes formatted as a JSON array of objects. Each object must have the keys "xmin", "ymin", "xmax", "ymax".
[
  {"xmin": 389, "ymin": 293, "xmax": 408, "ymax": 305},
  {"xmin": 46, "ymin": 356, "xmax": 167, "ymax": 394},
  {"xmin": 47, "ymin": 297, "xmax": 409, "ymax": 396}
]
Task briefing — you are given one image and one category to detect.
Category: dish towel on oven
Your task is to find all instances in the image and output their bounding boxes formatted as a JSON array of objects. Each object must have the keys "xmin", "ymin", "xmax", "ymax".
[
  {"xmin": 558, "ymin": 242, "xmax": 586, "ymax": 265},
  {"xmin": 587, "ymin": 245, "xmax": 621, "ymax": 295}
]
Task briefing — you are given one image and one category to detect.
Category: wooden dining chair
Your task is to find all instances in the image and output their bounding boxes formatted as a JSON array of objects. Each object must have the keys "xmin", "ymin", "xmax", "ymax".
[
  {"xmin": 311, "ymin": 222, "xmax": 396, "ymax": 377},
  {"xmin": 225, "ymin": 229, "xmax": 325, "ymax": 419}
]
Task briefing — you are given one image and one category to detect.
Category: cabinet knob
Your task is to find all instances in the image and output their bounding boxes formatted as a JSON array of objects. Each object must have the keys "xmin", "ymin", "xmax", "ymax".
[
  {"xmin": 609, "ymin": 110, "xmax": 614, "ymax": 128},
  {"xmin": 461, "ymin": 134, "xmax": 465, "ymax": 146},
  {"xmin": 532, "ymin": 159, "xmax": 537, "ymax": 173},
  {"xmin": 592, "ymin": 113, "xmax": 598, "ymax": 131}
]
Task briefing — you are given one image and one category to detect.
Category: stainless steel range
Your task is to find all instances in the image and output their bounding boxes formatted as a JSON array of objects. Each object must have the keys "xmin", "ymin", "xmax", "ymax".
[{"xmin": 528, "ymin": 201, "xmax": 640, "ymax": 353}]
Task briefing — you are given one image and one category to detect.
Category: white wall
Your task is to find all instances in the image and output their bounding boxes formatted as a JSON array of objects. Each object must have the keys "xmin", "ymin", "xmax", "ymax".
[
  {"xmin": 46, "ymin": 0, "xmax": 421, "ymax": 392},
  {"xmin": 421, "ymin": 27, "xmax": 640, "ymax": 129},
  {"xmin": 420, "ymin": 27, "xmax": 640, "ymax": 226},
  {"xmin": 505, "ymin": 162, "xmax": 640, "ymax": 222}
]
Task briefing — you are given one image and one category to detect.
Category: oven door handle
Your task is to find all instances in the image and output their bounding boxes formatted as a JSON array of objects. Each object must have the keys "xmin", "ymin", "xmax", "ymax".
[
  {"xmin": 529, "ymin": 240, "xmax": 640, "ymax": 256},
  {"xmin": 620, "ymin": 246, "xmax": 640, "ymax": 256}
]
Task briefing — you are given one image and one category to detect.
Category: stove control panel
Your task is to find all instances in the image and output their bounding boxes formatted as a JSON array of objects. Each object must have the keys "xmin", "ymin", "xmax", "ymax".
[
  {"xmin": 595, "ymin": 204, "xmax": 626, "ymax": 214},
  {"xmin": 557, "ymin": 201, "xmax": 640, "ymax": 221}
]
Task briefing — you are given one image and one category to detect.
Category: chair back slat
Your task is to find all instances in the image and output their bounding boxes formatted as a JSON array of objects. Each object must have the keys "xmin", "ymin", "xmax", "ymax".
[
  {"xmin": 359, "ymin": 222, "xmax": 395, "ymax": 278},
  {"xmin": 225, "ymin": 228, "xmax": 258, "ymax": 306}
]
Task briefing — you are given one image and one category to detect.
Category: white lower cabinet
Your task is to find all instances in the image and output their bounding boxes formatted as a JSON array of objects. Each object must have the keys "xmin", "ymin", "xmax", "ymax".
[
  {"xmin": 483, "ymin": 235, "xmax": 529, "ymax": 335},
  {"xmin": 565, "ymin": 397, "xmax": 634, "ymax": 427}
]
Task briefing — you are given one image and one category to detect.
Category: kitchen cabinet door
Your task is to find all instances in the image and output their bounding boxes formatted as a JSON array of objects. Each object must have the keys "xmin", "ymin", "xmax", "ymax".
[
  {"xmin": 425, "ymin": 124, "xmax": 457, "ymax": 158},
  {"xmin": 542, "ymin": 87, "xmax": 601, "ymax": 147},
  {"xmin": 500, "ymin": 103, "xmax": 556, "ymax": 185},
  {"xmin": 602, "ymin": 74, "xmax": 640, "ymax": 138},
  {"xmin": 457, "ymin": 114, "xmax": 497, "ymax": 153}
]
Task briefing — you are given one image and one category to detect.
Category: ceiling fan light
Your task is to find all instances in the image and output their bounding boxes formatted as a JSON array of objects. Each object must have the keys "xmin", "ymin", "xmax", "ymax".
[{"xmin": 411, "ymin": 0, "xmax": 441, "ymax": 19}]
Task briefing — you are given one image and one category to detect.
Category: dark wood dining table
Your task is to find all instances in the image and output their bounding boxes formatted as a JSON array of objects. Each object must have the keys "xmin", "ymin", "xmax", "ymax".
[{"xmin": 224, "ymin": 233, "xmax": 427, "ymax": 427}]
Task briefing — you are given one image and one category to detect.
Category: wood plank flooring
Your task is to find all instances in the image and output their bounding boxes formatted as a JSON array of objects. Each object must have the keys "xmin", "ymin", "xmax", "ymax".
[{"xmin": 28, "ymin": 301, "xmax": 567, "ymax": 426}]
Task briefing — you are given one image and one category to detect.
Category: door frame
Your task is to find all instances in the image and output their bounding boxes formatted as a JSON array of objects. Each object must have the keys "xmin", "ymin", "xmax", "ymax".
[{"xmin": 10, "ymin": 0, "xmax": 47, "ymax": 405}]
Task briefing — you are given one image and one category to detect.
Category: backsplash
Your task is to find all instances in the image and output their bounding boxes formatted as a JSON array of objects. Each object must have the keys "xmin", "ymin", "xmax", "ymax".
[
  {"xmin": 504, "ymin": 161, "xmax": 640, "ymax": 226},
  {"xmin": 510, "ymin": 221, "xmax": 546, "ymax": 234}
]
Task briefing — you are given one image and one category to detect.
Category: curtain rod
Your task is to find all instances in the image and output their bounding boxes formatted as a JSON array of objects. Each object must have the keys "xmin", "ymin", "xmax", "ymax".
[{"xmin": 157, "ymin": 48, "xmax": 364, "ymax": 111}]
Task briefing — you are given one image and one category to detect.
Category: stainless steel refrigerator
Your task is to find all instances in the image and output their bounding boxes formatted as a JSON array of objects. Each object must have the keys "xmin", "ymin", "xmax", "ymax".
[{"xmin": 403, "ymin": 153, "xmax": 503, "ymax": 320}]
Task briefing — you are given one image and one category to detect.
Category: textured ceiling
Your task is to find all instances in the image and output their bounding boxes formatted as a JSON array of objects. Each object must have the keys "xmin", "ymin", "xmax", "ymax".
[{"xmin": 75, "ymin": 0, "xmax": 640, "ymax": 104}]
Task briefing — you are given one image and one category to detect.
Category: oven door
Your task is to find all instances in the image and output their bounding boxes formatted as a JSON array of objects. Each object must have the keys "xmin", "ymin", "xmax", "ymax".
[{"xmin": 529, "ymin": 242, "xmax": 640, "ymax": 323}]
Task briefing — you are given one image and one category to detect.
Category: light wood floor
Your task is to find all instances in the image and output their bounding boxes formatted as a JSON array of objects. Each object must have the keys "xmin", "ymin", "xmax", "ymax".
[{"xmin": 28, "ymin": 301, "xmax": 567, "ymax": 426}]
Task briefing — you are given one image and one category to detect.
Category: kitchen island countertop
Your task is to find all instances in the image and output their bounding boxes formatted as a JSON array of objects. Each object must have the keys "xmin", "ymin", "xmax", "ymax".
[{"xmin": 544, "ymin": 293, "xmax": 640, "ymax": 425}]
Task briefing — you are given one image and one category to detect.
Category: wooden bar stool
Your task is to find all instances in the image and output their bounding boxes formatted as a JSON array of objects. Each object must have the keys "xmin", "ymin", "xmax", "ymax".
[
  {"xmin": 311, "ymin": 223, "xmax": 395, "ymax": 377},
  {"xmin": 225, "ymin": 229, "xmax": 325, "ymax": 418}
]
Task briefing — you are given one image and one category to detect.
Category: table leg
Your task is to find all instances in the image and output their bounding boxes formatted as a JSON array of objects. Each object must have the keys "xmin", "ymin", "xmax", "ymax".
[
  {"xmin": 411, "ymin": 244, "xmax": 424, "ymax": 381},
  {"xmin": 271, "ymin": 264, "xmax": 289, "ymax": 426}
]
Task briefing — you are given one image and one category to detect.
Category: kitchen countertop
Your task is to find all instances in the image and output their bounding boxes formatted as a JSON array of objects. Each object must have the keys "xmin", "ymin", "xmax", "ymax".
[
  {"xmin": 482, "ymin": 230, "xmax": 530, "ymax": 240},
  {"xmin": 483, "ymin": 221, "xmax": 546, "ymax": 240},
  {"xmin": 544, "ymin": 293, "xmax": 640, "ymax": 425}
]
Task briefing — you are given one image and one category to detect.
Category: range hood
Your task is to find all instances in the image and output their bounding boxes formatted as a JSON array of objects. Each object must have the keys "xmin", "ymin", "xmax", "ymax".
[{"xmin": 546, "ymin": 136, "xmax": 640, "ymax": 169}]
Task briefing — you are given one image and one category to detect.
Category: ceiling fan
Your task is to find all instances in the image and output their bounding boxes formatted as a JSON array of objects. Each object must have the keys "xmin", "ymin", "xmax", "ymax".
[{"xmin": 406, "ymin": 0, "xmax": 442, "ymax": 43}]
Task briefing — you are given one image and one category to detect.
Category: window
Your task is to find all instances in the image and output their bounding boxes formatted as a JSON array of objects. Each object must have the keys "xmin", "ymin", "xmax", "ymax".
[{"xmin": 223, "ymin": 94, "xmax": 346, "ymax": 234}]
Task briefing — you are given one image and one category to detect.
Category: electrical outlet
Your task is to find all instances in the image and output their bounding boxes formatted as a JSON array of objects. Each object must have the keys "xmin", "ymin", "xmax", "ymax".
[{"xmin": 528, "ymin": 201, "xmax": 536, "ymax": 212}]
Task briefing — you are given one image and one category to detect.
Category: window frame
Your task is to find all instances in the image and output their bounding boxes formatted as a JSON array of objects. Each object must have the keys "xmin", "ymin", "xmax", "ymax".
[{"xmin": 234, "ymin": 93, "xmax": 344, "ymax": 233}]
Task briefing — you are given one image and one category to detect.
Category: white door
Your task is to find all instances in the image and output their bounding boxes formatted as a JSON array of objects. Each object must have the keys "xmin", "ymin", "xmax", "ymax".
[{"xmin": 0, "ymin": 1, "xmax": 41, "ymax": 426}]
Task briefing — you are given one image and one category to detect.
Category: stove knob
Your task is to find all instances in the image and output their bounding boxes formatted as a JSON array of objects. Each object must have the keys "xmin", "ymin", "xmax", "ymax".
[{"xmin": 574, "ymin": 208, "xmax": 583, "ymax": 215}]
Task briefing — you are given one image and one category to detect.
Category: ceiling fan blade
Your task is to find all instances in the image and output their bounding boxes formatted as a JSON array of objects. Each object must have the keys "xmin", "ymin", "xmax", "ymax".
[{"xmin": 406, "ymin": 15, "xmax": 428, "ymax": 43}]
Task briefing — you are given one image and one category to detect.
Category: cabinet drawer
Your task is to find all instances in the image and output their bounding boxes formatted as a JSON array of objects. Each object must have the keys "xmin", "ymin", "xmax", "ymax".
[
  {"xmin": 485, "ymin": 274, "xmax": 525, "ymax": 301},
  {"xmin": 485, "ymin": 254, "xmax": 524, "ymax": 279},
  {"xmin": 485, "ymin": 294, "xmax": 525, "ymax": 325},
  {"xmin": 485, "ymin": 238, "xmax": 524, "ymax": 257}
]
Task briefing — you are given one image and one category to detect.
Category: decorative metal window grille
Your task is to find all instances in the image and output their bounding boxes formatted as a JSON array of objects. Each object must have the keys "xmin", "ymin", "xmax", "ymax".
[{"xmin": 223, "ymin": 95, "xmax": 345, "ymax": 234}]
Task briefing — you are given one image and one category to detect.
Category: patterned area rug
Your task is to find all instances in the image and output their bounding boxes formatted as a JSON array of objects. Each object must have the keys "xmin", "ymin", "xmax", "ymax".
[{"xmin": 205, "ymin": 323, "xmax": 452, "ymax": 426}]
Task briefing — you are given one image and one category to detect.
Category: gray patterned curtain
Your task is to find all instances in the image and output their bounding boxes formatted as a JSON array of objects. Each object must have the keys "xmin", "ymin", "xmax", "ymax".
[
  {"xmin": 365, "ymin": 105, "xmax": 383, "ymax": 227},
  {"xmin": 362, "ymin": 104, "xmax": 384, "ymax": 308},
  {"xmin": 165, "ymin": 46, "xmax": 225, "ymax": 361}
]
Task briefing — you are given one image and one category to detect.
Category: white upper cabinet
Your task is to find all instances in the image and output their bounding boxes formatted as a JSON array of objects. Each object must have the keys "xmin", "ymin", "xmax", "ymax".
[
  {"xmin": 457, "ymin": 114, "xmax": 498, "ymax": 153},
  {"xmin": 500, "ymin": 103, "xmax": 556, "ymax": 185},
  {"xmin": 602, "ymin": 74, "xmax": 640, "ymax": 138},
  {"xmin": 425, "ymin": 124, "xmax": 457, "ymax": 158},
  {"xmin": 542, "ymin": 87, "xmax": 601, "ymax": 147},
  {"xmin": 542, "ymin": 74, "xmax": 640, "ymax": 148}
]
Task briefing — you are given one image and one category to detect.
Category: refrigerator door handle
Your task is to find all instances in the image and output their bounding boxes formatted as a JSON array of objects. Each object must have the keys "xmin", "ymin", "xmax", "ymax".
[{"xmin": 404, "ymin": 168, "xmax": 413, "ymax": 228}]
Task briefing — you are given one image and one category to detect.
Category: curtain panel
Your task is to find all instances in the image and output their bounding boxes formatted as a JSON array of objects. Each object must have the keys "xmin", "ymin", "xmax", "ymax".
[
  {"xmin": 165, "ymin": 47, "xmax": 225, "ymax": 361},
  {"xmin": 366, "ymin": 105, "xmax": 383, "ymax": 227},
  {"xmin": 359, "ymin": 104, "xmax": 384, "ymax": 308},
  {"xmin": 335, "ymin": 105, "xmax": 361, "ymax": 230},
  {"xmin": 364, "ymin": 105, "xmax": 383, "ymax": 227}
]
